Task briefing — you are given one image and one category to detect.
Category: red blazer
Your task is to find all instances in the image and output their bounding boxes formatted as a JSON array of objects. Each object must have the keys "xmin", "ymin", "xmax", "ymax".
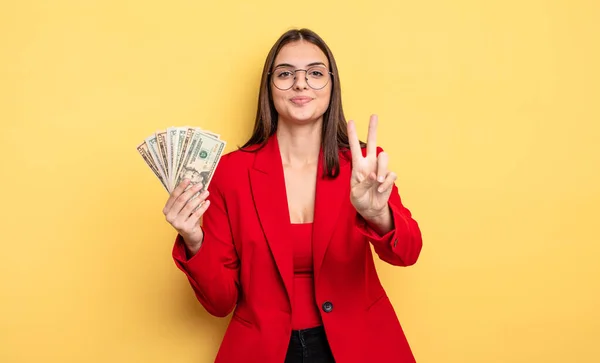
[{"xmin": 172, "ymin": 134, "xmax": 423, "ymax": 363}]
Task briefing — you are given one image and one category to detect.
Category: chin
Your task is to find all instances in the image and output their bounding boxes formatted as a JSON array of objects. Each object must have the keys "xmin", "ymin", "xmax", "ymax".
[
  {"xmin": 286, "ymin": 106, "xmax": 327, "ymax": 123},
  {"xmin": 287, "ymin": 112, "xmax": 322, "ymax": 124}
]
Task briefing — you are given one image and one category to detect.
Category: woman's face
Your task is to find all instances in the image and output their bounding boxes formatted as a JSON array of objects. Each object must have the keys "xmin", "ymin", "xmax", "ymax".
[{"xmin": 270, "ymin": 40, "xmax": 332, "ymax": 126}]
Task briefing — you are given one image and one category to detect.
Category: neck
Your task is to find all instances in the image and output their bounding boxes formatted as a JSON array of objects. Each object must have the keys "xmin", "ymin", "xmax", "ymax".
[{"xmin": 276, "ymin": 118, "xmax": 322, "ymax": 167}]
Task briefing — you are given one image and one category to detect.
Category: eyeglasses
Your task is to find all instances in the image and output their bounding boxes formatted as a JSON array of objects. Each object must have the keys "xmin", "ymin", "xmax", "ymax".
[{"xmin": 269, "ymin": 66, "xmax": 333, "ymax": 90}]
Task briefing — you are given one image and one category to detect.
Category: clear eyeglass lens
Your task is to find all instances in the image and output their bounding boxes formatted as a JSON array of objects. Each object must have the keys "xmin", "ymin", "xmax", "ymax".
[{"xmin": 272, "ymin": 66, "xmax": 330, "ymax": 90}]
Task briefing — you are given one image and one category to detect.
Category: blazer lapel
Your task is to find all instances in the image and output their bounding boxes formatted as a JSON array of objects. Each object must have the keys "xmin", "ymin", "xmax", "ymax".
[
  {"xmin": 312, "ymin": 149, "xmax": 351, "ymax": 283},
  {"xmin": 248, "ymin": 135, "xmax": 351, "ymax": 306},
  {"xmin": 248, "ymin": 135, "xmax": 294, "ymax": 307}
]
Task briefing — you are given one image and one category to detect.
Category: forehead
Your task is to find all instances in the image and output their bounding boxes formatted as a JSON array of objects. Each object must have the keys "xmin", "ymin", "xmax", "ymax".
[{"xmin": 273, "ymin": 41, "xmax": 329, "ymax": 68}]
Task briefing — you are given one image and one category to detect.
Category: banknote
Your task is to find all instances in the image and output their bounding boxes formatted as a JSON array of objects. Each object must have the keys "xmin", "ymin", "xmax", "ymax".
[
  {"xmin": 137, "ymin": 142, "xmax": 167, "ymax": 191},
  {"xmin": 175, "ymin": 130, "xmax": 226, "ymax": 193},
  {"xmin": 155, "ymin": 131, "xmax": 170, "ymax": 191},
  {"xmin": 137, "ymin": 126, "xmax": 226, "ymax": 194},
  {"xmin": 166, "ymin": 127, "xmax": 178, "ymax": 189},
  {"xmin": 145, "ymin": 135, "xmax": 168, "ymax": 188}
]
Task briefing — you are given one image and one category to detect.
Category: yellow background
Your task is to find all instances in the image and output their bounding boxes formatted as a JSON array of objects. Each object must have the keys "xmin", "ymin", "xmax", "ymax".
[{"xmin": 1, "ymin": 0, "xmax": 599, "ymax": 362}]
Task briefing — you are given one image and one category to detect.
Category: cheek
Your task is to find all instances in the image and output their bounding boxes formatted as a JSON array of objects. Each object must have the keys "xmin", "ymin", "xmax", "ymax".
[
  {"xmin": 270, "ymin": 89, "xmax": 287, "ymax": 112},
  {"xmin": 316, "ymin": 89, "xmax": 332, "ymax": 110}
]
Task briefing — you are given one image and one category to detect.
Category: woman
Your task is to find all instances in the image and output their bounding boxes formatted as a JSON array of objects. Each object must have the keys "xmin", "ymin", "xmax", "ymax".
[{"xmin": 163, "ymin": 28, "xmax": 423, "ymax": 363}]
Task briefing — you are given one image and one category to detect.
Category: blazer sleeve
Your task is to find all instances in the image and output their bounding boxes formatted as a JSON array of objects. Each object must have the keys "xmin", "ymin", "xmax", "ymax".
[
  {"xmin": 171, "ymin": 156, "xmax": 240, "ymax": 317},
  {"xmin": 355, "ymin": 147, "xmax": 423, "ymax": 267}
]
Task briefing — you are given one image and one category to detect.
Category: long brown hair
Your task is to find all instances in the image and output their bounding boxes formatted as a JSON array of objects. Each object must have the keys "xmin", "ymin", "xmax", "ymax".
[{"xmin": 240, "ymin": 28, "xmax": 362, "ymax": 179}]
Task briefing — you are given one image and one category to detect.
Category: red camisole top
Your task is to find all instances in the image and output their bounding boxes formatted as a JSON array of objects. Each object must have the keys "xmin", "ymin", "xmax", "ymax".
[{"xmin": 290, "ymin": 222, "xmax": 323, "ymax": 330}]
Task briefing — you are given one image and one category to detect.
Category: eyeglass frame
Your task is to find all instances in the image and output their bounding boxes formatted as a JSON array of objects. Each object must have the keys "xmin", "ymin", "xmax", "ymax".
[{"xmin": 267, "ymin": 66, "xmax": 334, "ymax": 91}]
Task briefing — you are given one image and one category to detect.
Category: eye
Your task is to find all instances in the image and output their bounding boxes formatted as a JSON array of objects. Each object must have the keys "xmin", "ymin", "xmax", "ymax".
[
  {"xmin": 308, "ymin": 69, "xmax": 325, "ymax": 77},
  {"xmin": 276, "ymin": 70, "xmax": 293, "ymax": 78}
]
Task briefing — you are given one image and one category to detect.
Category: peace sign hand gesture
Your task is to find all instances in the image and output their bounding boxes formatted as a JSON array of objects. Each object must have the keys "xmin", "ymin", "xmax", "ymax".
[{"xmin": 347, "ymin": 115, "xmax": 397, "ymax": 228}]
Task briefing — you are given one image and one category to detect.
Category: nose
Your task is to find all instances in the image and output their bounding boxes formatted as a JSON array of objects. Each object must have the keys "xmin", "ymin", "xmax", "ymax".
[{"xmin": 293, "ymin": 70, "xmax": 309, "ymax": 90}]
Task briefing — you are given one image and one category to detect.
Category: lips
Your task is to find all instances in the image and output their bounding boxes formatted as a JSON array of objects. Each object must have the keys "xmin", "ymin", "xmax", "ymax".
[{"xmin": 290, "ymin": 96, "xmax": 313, "ymax": 105}]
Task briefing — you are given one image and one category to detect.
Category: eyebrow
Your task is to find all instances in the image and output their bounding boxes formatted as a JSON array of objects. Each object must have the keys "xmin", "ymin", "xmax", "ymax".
[{"xmin": 273, "ymin": 62, "xmax": 328, "ymax": 69}]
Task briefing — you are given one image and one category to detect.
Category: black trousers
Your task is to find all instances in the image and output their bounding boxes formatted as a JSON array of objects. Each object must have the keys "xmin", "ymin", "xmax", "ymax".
[{"xmin": 284, "ymin": 325, "xmax": 336, "ymax": 363}]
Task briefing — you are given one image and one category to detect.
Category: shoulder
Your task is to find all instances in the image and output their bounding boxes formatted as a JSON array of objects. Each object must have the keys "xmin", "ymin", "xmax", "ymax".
[
  {"xmin": 211, "ymin": 146, "xmax": 257, "ymax": 187},
  {"xmin": 221, "ymin": 146, "xmax": 259, "ymax": 168}
]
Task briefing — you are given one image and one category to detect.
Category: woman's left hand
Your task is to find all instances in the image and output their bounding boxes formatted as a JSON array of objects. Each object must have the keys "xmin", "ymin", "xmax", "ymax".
[{"xmin": 347, "ymin": 114, "xmax": 397, "ymax": 222}]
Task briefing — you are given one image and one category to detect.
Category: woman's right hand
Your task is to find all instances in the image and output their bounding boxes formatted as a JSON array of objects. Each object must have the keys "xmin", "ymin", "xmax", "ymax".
[{"xmin": 163, "ymin": 179, "xmax": 211, "ymax": 255}]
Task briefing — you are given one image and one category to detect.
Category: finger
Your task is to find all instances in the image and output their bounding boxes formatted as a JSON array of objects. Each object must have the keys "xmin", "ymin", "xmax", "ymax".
[
  {"xmin": 347, "ymin": 120, "xmax": 363, "ymax": 164},
  {"xmin": 367, "ymin": 114, "xmax": 378, "ymax": 157},
  {"xmin": 186, "ymin": 199, "xmax": 211, "ymax": 225},
  {"xmin": 183, "ymin": 190, "xmax": 210, "ymax": 219},
  {"xmin": 172, "ymin": 182, "xmax": 204, "ymax": 213},
  {"xmin": 165, "ymin": 182, "xmax": 204, "ymax": 222},
  {"xmin": 376, "ymin": 152, "xmax": 388, "ymax": 183},
  {"xmin": 163, "ymin": 179, "xmax": 191, "ymax": 215},
  {"xmin": 377, "ymin": 172, "xmax": 397, "ymax": 193}
]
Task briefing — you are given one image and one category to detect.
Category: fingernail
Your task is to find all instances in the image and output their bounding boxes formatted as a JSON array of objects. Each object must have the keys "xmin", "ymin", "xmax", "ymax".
[
  {"xmin": 378, "ymin": 187, "xmax": 384, "ymax": 193},
  {"xmin": 378, "ymin": 176, "xmax": 384, "ymax": 182}
]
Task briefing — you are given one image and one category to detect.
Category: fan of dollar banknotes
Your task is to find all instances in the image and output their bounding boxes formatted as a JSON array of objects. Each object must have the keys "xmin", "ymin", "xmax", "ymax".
[{"xmin": 137, "ymin": 127, "xmax": 226, "ymax": 193}]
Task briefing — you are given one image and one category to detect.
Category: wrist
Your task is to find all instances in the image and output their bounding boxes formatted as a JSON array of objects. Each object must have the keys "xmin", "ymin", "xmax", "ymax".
[
  {"xmin": 185, "ymin": 242, "xmax": 201, "ymax": 258},
  {"xmin": 362, "ymin": 207, "xmax": 393, "ymax": 236},
  {"xmin": 182, "ymin": 229, "xmax": 204, "ymax": 258}
]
